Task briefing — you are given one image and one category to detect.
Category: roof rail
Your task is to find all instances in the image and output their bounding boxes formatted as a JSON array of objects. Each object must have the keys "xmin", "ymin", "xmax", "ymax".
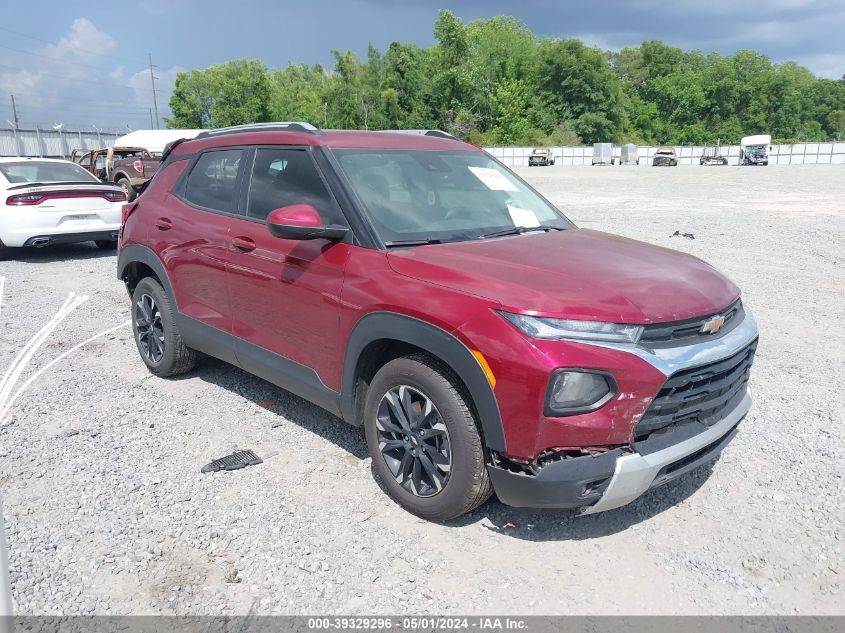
[
  {"xmin": 379, "ymin": 129, "xmax": 459, "ymax": 140},
  {"xmin": 196, "ymin": 122, "xmax": 323, "ymax": 138}
]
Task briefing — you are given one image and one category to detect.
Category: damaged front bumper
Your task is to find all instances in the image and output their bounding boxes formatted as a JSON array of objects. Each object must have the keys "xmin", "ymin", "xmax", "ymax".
[
  {"xmin": 488, "ymin": 306, "xmax": 759, "ymax": 514},
  {"xmin": 488, "ymin": 391, "xmax": 749, "ymax": 512}
]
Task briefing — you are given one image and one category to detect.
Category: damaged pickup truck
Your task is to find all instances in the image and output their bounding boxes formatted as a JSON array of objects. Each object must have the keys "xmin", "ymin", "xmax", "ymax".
[{"xmin": 72, "ymin": 147, "xmax": 160, "ymax": 201}]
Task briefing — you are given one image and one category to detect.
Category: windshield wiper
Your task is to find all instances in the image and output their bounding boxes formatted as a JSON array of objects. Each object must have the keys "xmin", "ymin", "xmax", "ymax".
[
  {"xmin": 478, "ymin": 225, "xmax": 564, "ymax": 240},
  {"xmin": 384, "ymin": 238, "xmax": 443, "ymax": 248}
]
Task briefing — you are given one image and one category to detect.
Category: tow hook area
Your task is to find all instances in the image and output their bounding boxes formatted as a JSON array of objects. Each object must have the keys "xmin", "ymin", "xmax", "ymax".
[{"xmin": 486, "ymin": 447, "xmax": 624, "ymax": 509}]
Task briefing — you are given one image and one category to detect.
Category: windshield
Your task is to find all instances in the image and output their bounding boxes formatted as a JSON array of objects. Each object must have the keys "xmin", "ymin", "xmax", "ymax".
[
  {"xmin": 0, "ymin": 161, "xmax": 99, "ymax": 184},
  {"xmin": 332, "ymin": 149, "xmax": 572, "ymax": 245},
  {"xmin": 745, "ymin": 144, "xmax": 767, "ymax": 155}
]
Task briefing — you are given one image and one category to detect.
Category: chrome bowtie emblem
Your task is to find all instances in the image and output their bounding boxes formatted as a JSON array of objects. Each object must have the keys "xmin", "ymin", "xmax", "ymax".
[{"xmin": 701, "ymin": 314, "xmax": 726, "ymax": 335}]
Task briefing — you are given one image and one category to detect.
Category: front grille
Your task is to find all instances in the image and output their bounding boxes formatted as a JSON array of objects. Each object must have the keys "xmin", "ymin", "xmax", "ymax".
[
  {"xmin": 634, "ymin": 339, "xmax": 757, "ymax": 443},
  {"xmin": 639, "ymin": 300, "xmax": 744, "ymax": 348}
]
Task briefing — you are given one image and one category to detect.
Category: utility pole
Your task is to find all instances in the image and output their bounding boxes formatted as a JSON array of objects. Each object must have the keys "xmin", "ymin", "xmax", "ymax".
[
  {"xmin": 148, "ymin": 53, "xmax": 159, "ymax": 130},
  {"xmin": 149, "ymin": 108, "xmax": 154, "ymax": 129},
  {"xmin": 9, "ymin": 94, "xmax": 19, "ymax": 128}
]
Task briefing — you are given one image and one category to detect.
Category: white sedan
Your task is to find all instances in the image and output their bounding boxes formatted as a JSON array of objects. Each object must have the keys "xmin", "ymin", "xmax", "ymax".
[{"xmin": 0, "ymin": 157, "xmax": 126, "ymax": 255}]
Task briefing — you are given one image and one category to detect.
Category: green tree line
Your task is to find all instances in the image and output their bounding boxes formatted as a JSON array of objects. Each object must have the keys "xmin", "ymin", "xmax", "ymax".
[{"xmin": 167, "ymin": 10, "xmax": 845, "ymax": 145}]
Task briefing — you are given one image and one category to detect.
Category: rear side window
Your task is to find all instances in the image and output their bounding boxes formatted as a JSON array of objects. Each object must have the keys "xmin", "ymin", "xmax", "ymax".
[
  {"xmin": 0, "ymin": 161, "xmax": 98, "ymax": 184},
  {"xmin": 246, "ymin": 148, "xmax": 342, "ymax": 223},
  {"xmin": 184, "ymin": 149, "xmax": 243, "ymax": 213}
]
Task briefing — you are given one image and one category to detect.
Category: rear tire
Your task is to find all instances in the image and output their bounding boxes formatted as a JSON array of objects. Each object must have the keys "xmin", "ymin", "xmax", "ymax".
[
  {"xmin": 95, "ymin": 240, "xmax": 117, "ymax": 250},
  {"xmin": 0, "ymin": 239, "xmax": 10, "ymax": 261},
  {"xmin": 363, "ymin": 354, "xmax": 493, "ymax": 521},
  {"xmin": 131, "ymin": 277, "xmax": 197, "ymax": 377}
]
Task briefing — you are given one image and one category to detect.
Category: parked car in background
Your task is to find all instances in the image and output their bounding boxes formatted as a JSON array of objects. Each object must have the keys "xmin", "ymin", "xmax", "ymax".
[
  {"xmin": 653, "ymin": 147, "xmax": 678, "ymax": 166},
  {"xmin": 740, "ymin": 135, "xmax": 771, "ymax": 166},
  {"xmin": 528, "ymin": 147, "xmax": 555, "ymax": 166},
  {"xmin": 118, "ymin": 122, "xmax": 758, "ymax": 521},
  {"xmin": 592, "ymin": 143, "xmax": 615, "ymax": 165},
  {"xmin": 71, "ymin": 147, "xmax": 160, "ymax": 201},
  {"xmin": 0, "ymin": 157, "xmax": 124, "ymax": 257}
]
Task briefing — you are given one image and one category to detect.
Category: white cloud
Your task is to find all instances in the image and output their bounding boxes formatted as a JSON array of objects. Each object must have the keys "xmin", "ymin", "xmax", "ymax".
[
  {"xmin": 1, "ymin": 18, "xmax": 176, "ymax": 131},
  {"xmin": 569, "ymin": 33, "xmax": 626, "ymax": 52},
  {"xmin": 790, "ymin": 53, "xmax": 845, "ymax": 79},
  {"xmin": 43, "ymin": 17, "xmax": 118, "ymax": 61}
]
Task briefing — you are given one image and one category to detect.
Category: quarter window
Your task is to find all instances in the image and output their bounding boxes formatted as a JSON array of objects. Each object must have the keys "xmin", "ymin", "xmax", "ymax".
[
  {"xmin": 246, "ymin": 148, "xmax": 341, "ymax": 223},
  {"xmin": 184, "ymin": 149, "xmax": 243, "ymax": 213}
]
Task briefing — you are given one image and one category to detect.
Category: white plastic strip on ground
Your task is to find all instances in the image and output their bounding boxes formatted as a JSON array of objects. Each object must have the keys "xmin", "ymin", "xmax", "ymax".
[
  {"xmin": 0, "ymin": 276, "xmax": 130, "ymax": 619},
  {"xmin": 0, "ymin": 276, "xmax": 11, "ymax": 623}
]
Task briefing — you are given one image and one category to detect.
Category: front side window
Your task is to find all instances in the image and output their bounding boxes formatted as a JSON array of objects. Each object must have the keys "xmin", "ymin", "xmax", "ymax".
[
  {"xmin": 246, "ymin": 148, "xmax": 342, "ymax": 223},
  {"xmin": 332, "ymin": 149, "xmax": 572, "ymax": 245},
  {"xmin": 183, "ymin": 149, "xmax": 243, "ymax": 213}
]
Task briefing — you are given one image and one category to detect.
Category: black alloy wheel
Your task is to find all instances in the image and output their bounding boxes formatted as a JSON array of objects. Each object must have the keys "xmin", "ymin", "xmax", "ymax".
[
  {"xmin": 135, "ymin": 293, "xmax": 164, "ymax": 363},
  {"xmin": 375, "ymin": 384, "xmax": 452, "ymax": 497}
]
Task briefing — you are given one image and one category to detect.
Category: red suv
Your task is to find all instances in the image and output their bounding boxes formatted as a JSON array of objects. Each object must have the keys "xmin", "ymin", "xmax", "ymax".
[{"xmin": 118, "ymin": 123, "xmax": 758, "ymax": 521}]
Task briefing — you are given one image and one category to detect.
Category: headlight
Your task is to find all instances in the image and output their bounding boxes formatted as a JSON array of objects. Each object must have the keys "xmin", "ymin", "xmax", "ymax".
[
  {"xmin": 545, "ymin": 370, "xmax": 616, "ymax": 416},
  {"xmin": 499, "ymin": 312, "xmax": 643, "ymax": 343}
]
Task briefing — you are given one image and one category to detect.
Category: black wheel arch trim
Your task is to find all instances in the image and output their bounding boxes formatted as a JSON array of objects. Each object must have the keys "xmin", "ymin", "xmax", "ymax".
[
  {"xmin": 340, "ymin": 312, "xmax": 507, "ymax": 453},
  {"xmin": 117, "ymin": 244, "xmax": 175, "ymax": 295}
]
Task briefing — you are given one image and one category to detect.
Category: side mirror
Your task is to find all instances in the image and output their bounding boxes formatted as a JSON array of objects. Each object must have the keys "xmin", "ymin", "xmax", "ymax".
[{"xmin": 266, "ymin": 204, "xmax": 349, "ymax": 241}]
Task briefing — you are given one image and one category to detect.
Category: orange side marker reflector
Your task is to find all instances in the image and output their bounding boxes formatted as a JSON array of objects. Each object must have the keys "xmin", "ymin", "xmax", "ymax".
[{"xmin": 471, "ymin": 350, "xmax": 496, "ymax": 389}]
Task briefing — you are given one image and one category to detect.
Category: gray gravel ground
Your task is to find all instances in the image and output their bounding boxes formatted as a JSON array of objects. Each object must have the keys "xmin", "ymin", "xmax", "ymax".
[{"xmin": 0, "ymin": 165, "xmax": 842, "ymax": 615}]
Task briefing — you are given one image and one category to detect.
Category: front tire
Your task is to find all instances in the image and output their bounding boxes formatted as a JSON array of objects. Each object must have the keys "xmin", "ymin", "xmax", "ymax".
[
  {"xmin": 363, "ymin": 354, "xmax": 492, "ymax": 521},
  {"xmin": 95, "ymin": 239, "xmax": 117, "ymax": 250},
  {"xmin": 131, "ymin": 277, "xmax": 197, "ymax": 377}
]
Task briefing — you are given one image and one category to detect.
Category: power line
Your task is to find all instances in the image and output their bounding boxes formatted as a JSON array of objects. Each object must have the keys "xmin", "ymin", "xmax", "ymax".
[
  {"xmin": 9, "ymin": 94, "xmax": 161, "ymax": 115},
  {"xmin": 0, "ymin": 62, "xmax": 157, "ymax": 93},
  {"xmin": 0, "ymin": 43, "xmax": 142, "ymax": 76},
  {"xmin": 0, "ymin": 26, "xmax": 151, "ymax": 68}
]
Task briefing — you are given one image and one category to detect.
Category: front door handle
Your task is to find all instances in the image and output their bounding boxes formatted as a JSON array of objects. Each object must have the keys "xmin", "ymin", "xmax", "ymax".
[
  {"xmin": 155, "ymin": 217, "xmax": 172, "ymax": 231},
  {"xmin": 231, "ymin": 236, "xmax": 256, "ymax": 252}
]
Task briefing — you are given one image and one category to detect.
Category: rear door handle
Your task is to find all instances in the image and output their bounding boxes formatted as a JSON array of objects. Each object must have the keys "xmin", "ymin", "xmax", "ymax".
[
  {"xmin": 155, "ymin": 217, "xmax": 172, "ymax": 231},
  {"xmin": 231, "ymin": 236, "xmax": 256, "ymax": 252}
]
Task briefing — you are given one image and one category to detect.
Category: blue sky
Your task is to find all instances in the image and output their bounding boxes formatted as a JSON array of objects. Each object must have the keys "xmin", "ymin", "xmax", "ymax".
[{"xmin": 1, "ymin": 0, "xmax": 843, "ymax": 132}]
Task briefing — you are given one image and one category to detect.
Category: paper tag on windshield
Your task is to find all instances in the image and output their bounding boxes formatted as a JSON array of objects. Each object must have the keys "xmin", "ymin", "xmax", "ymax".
[
  {"xmin": 468, "ymin": 166, "xmax": 519, "ymax": 192},
  {"xmin": 507, "ymin": 204, "xmax": 541, "ymax": 228}
]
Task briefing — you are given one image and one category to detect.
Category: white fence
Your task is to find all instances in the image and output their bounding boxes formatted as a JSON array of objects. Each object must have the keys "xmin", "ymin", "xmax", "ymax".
[
  {"xmin": 0, "ymin": 127, "xmax": 121, "ymax": 158},
  {"xmin": 486, "ymin": 143, "xmax": 845, "ymax": 167}
]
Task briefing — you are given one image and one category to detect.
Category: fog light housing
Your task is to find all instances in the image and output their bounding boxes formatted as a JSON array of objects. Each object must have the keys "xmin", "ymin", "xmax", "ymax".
[{"xmin": 545, "ymin": 370, "xmax": 616, "ymax": 416}]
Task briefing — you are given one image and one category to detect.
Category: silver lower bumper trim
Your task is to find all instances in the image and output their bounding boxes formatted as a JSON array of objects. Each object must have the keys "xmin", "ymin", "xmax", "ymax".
[{"xmin": 580, "ymin": 391, "xmax": 752, "ymax": 515}]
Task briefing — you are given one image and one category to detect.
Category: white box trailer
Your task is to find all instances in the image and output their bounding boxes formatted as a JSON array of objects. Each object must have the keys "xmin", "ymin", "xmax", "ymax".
[
  {"xmin": 112, "ymin": 129, "xmax": 205, "ymax": 156},
  {"xmin": 620, "ymin": 144, "xmax": 639, "ymax": 165},
  {"xmin": 592, "ymin": 143, "xmax": 614, "ymax": 165}
]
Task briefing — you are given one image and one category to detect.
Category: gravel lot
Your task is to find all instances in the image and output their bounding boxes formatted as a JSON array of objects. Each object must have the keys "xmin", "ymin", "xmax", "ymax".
[{"xmin": 1, "ymin": 165, "xmax": 842, "ymax": 615}]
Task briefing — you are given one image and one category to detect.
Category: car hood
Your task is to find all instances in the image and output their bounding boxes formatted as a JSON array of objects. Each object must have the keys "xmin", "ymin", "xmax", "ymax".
[{"xmin": 387, "ymin": 229, "xmax": 740, "ymax": 324}]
